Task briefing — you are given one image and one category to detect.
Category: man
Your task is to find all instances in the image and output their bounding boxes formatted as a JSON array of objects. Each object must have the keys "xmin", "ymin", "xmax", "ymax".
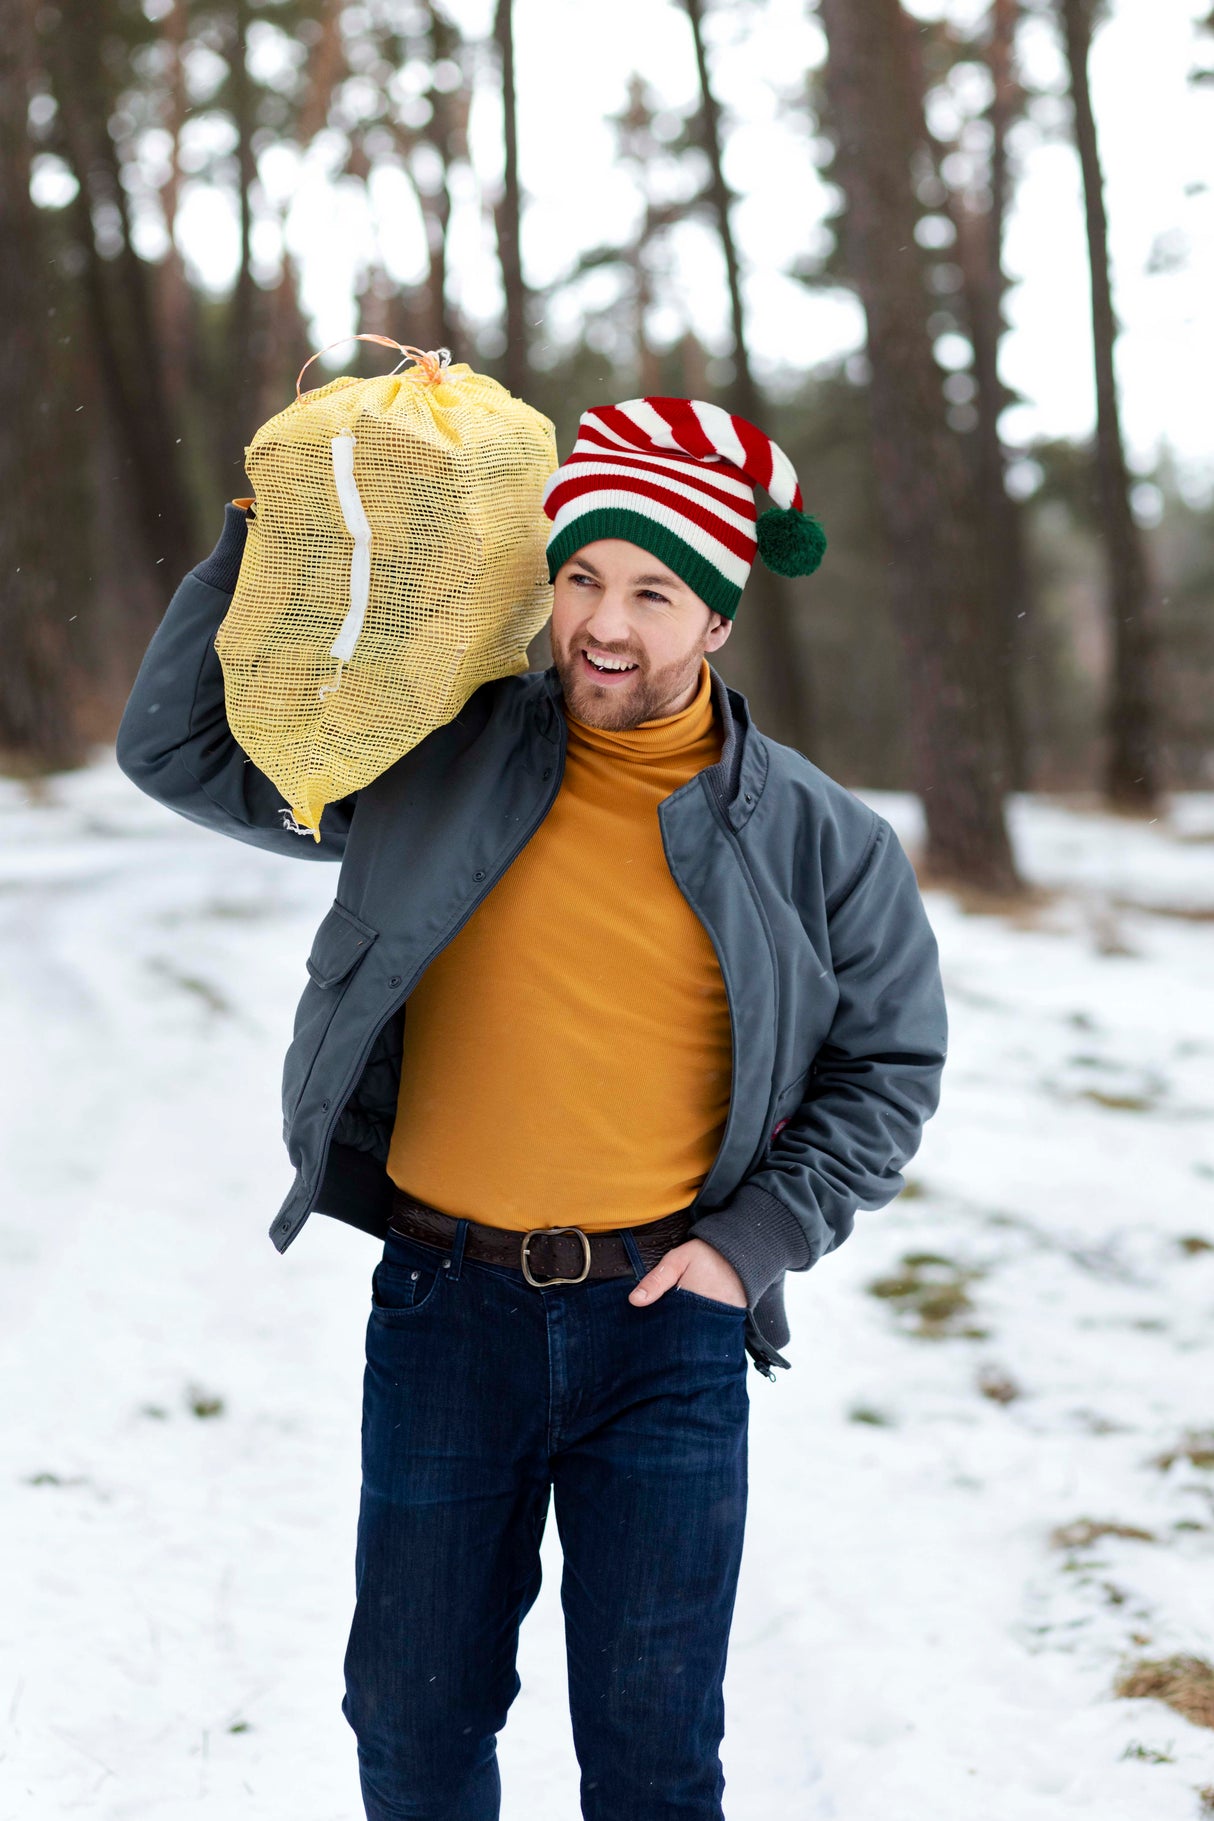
[{"xmin": 117, "ymin": 394, "xmax": 948, "ymax": 1821}]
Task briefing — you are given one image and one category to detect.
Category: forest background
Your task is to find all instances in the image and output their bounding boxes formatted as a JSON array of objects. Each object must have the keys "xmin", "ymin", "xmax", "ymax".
[{"xmin": 2, "ymin": 0, "xmax": 1212, "ymax": 892}]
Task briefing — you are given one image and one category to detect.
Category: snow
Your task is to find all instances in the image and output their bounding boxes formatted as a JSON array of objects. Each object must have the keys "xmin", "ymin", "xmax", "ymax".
[{"xmin": 1, "ymin": 759, "xmax": 1212, "ymax": 1819}]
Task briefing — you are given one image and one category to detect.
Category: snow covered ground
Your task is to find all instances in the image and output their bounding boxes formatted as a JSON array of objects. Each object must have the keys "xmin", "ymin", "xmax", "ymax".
[{"xmin": 1, "ymin": 760, "xmax": 1212, "ymax": 1820}]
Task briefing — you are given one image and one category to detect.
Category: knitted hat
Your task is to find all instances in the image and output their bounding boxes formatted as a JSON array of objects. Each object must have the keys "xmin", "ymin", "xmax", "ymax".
[{"xmin": 542, "ymin": 396, "xmax": 826, "ymax": 620}]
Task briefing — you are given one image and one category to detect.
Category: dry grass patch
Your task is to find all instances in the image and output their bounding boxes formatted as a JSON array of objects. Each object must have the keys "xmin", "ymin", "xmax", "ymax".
[
  {"xmin": 1050, "ymin": 1518, "xmax": 1156, "ymax": 1549},
  {"xmin": 1178, "ymin": 1235, "xmax": 1214, "ymax": 1256},
  {"xmin": 1077, "ymin": 1087, "xmax": 1155, "ymax": 1112},
  {"xmin": 977, "ymin": 1364, "xmax": 1021, "ymax": 1404},
  {"xmin": 185, "ymin": 1384, "xmax": 225, "ymax": 1419},
  {"xmin": 1114, "ymin": 1655, "xmax": 1214, "ymax": 1730},
  {"xmin": 1120, "ymin": 1740, "xmax": 1174, "ymax": 1763},
  {"xmin": 1154, "ymin": 1431, "xmax": 1214, "ymax": 1472},
  {"xmin": 867, "ymin": 1252, "xmax": 986, "ymax": 1339}
]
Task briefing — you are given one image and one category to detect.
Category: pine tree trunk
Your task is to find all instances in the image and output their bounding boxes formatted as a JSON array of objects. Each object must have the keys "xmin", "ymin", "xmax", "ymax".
[
  {"xmin": 492, "ymin": 0, "xmax": 529, "ymax": 398},
  {"xmin": 1059, "ymin": 0, "xmax": 1160, "ymax": 811},
  {"xmin": 415, "ymin": 3, "xmax": 465, "ymax": 357},
  {"xmin": 47, "ymin": 0, "xmax": 197, "ymax": 580},
  {"xmin": 819, "ymin": 0, "xmax": 1019, "ymax": 892},
  {"xmin": 260, "ymin": 0, "xmax": 344, "ymax": 423},
  {"xmin": 0, "ymin": 0, "xmax": 87, "ymax": 767},
  {"xmin": 952, "ymin": 0, "xmax": 1031, "ymax": 791},
  {"xmin": 682, "ymin": 0, "xmax": 812, "ymax": 753},
  {"xmin": 223, "ymin": 0, "xmax": 261, "ymax": 493}
]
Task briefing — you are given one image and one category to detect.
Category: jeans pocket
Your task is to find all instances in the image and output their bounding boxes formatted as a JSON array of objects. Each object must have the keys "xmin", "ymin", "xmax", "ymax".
[
  {"xmin": 672, "ymin": 1285, "xmax": 748, "ymax": 1317},
  {"xmin": 370, "ymin": 1236, "xmax": 443, "ymax": 1323}
]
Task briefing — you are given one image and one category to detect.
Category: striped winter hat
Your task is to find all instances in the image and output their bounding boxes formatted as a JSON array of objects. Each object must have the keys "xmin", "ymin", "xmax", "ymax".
[{"xmin": 542, "ymin": 396, "xmax": 826, "ymax": 620}]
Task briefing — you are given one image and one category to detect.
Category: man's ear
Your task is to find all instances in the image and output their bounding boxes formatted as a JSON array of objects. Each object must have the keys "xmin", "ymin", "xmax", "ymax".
[{"xmin": 705, "ymin": 613, "xmax": 733, "ymax": 654}]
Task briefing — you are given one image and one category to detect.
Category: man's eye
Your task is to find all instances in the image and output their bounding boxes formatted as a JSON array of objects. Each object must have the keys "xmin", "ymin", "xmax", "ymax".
[{"xmin": 639, "ymin": 591, "xmax": 669, "ymax": 605}]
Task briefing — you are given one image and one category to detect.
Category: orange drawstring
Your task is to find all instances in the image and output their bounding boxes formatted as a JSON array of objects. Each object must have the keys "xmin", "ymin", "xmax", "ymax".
[{"xmin": 295, "ymin": 335, "xmax": 450, "ymax": 399}]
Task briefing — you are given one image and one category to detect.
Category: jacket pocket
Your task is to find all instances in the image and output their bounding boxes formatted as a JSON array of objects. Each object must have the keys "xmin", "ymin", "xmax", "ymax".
[
  {"xmin": 304, "ymin": 900, "xmax": 378, "ymax": 986},
  {"xmin": 768, "ymin": 1064, "xmax": 811, "ymax": 1142},
  {"xmin": 282, "ymin": 902, "xmax": 380, "ymax": 1126}
]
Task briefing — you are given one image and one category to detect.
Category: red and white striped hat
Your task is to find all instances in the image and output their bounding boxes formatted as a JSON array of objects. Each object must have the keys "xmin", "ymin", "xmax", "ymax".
[{"xmin": 542, "ymin": 396, "xmax": 826, "ymax": 620}]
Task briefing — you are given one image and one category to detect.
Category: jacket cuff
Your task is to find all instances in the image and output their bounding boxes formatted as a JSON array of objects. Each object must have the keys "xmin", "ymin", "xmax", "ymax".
[
  {"xmin": 690, "ymin": 1184, "xmax": 812, "ymax": 1309},
  {"xmin": 192, "ymin": 501, "xmax": 250, "ymax": 595}
]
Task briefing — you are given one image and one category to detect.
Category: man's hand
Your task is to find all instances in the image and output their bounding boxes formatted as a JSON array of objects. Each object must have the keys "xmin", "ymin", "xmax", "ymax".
[{"xmin": 628, "ymin": 1237, "xmax": 747, "ymax": 1309}]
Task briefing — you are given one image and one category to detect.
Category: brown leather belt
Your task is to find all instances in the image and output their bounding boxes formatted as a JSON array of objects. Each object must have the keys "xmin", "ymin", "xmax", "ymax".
[{"xmin": 388, "ymin": 1188, "xmax": 693, "ymax": 1286}]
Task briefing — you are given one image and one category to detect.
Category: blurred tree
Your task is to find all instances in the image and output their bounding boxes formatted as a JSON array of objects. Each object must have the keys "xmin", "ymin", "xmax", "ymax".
[
  {"xmin": 966, "ymin": 0, "xmax": 1032, "ymax": 788},
  {"xmin": 43, "ymin": 0, "xmax": 198, "ymax": 579},
  {"xmin": 1057, "ymin": 0, "xmax": 1160, "ymax": 811},
  {"xmin": 492, "ymin": 0, "xmax": 528, "ymax": 397},
  {"xmin": 610, "ymin": 77, "xmax": 687, "ymax": 394},
  {"xmin": 765, "ymin": 366, "xmax": 908, "ymax": 787},
  {"xmin": 223, "ymin": 0, "xmax": 258, "ymax": 464},
  {"xmin": 556, "ymin": 78, "xmax": 700, "ymax": 394},
  {"xmin": 806, "ymin": 3, "xmax": 1033, "ymax": 792},
  {"xmin": 819, "ymin": 0, "xmax": 1020, "ymax": 892},
  {"xmin": 340, "ymin": 2, "xmax": 472, "ymax": 358},
  {"xmin": 1020, "ymin": 440, "xmax": 1214, "ymax": 792},
  {"xmin": 917, "ymin": 1, "xmax": 1032, "ymax": 790},
  {"xmin": 253, "ymin": 1, "xmax": 344, "ymax": 424},
  {"xmin": 412, "ymin": 2, "xmax": 469, "ymax": 354},
  {"xmin": 681, "ymin": 0, "xmax": 812, "ymax": 752},
  {"xmin": 0, "ymin": 0, "xmax": 89, "ymax": 767}
]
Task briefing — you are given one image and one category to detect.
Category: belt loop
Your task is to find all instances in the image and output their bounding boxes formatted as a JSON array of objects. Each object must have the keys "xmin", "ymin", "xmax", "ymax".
[
  {"xmin": 620, "ymin": 1230, "xmax": 646, "ymax": 1281},
  {"xmin": 446, "ymin": 1217, "xmax": 469, "ymax": 1281}
]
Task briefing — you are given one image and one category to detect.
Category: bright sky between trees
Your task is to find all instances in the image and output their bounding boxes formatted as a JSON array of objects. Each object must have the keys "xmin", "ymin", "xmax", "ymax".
[{"xmin": 157, "ymin": 0, "xmax": 1214, "ymax": 499}]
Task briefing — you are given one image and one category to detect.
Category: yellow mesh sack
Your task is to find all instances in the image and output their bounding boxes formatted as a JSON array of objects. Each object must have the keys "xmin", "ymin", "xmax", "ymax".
[{"xmin": 214, "ymin": 337, "xmax": 557, "ymax": 840}]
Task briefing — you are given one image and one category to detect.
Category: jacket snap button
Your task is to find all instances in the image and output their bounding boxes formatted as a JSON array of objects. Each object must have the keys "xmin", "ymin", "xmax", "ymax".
[
  {"xmin": 473, "ymin": 869, "xmax": 485, "ymax": 881},
  {"xmin": 320, "ymin": 1099, "xmax": 329, "ymax": 1110},
  {"xmin": 744, "ymin": 793, "xmax": 754, "ymax": 804},
  {"xmin": 542, "ymin": 767, "xmax": 552, "ymax": 780},
  {"xmin": 410, "ymin": 1270, "xmax": 419, "ymax": 1281},
  {"xmin": 388, "ymin": 975, "xmax": 401, "ymax": 987}
]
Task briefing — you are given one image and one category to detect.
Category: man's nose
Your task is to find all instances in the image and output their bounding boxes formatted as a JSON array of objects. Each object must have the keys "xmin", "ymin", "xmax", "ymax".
[{"xmin": 583, "ymin": 591, "xmax": 633, "ymax": 646}]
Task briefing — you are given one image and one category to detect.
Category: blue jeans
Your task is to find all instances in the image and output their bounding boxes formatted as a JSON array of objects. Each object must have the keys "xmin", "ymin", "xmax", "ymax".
[{"xmin": 342, "ymin": 1221, "xmax": 750, "ymax": 1820}]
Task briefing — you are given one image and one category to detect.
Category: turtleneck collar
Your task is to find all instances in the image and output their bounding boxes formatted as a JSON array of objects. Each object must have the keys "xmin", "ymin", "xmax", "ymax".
[{"xmin": 564, "ymin": 659, "xmax": 716, "ymax": 763}]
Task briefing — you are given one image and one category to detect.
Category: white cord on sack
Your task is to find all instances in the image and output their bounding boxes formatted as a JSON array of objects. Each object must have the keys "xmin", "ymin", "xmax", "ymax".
[{"xmin": 325, "ymin": 430, "xmax": 373, "ymax": 681}]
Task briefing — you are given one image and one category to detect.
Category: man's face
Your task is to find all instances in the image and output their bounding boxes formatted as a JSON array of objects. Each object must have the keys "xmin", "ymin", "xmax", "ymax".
[{"xmin": 549, "ymin": 539, "xmax": 733, "ymax": 730}]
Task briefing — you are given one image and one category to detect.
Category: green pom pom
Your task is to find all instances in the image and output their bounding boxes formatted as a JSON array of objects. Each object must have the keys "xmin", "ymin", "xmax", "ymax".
[{"xmin": 756, "ymin": 507, "xmax": 827, "ymax": 578}]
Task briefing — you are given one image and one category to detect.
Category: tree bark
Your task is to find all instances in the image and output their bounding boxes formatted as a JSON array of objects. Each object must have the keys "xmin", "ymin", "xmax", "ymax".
[
  {"xmin": 155, "ymin": 0, "xmax": 195, "ymax": 422},
  {"xmin": 682, "ymin": 0, "xmax": 812, "ymax": 752},
  {"xmin": 1058, "ymin": 0, "xmax": 1160, "ymax": 810},
  {"xmin": 257, "ymin": 0, "xmax": 345, "ymax": 425},
  {"xmin": 0, "ymin": 0, "xmax": 87, "ymax": 766},
  {"xmin": 46, "ymin": 0, "xmax": 197, "ymax": 579},
  {"xmin": 819, "ymin": 0, "xmax": 1019, "ymax": 892},
  {"xmin": 492, "ymin": 0, "xmax": 529, "ymax": 397},
  {"xmin": 223, "ymin": 0, "xmax": 260, "ymax": 486},
  {"xmin": 412, "ymin": 4, "xmax": 466, "ymax": 356},
  {"xmin": 943, "ymin": 0, "xmax": 1031, "ymax": 790}
]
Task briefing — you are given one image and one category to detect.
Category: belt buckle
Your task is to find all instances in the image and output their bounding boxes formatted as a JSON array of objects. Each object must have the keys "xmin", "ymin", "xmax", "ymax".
[{"xmin": 521, "ymin": 1226, "xmax": 592, "ymax": 1287}]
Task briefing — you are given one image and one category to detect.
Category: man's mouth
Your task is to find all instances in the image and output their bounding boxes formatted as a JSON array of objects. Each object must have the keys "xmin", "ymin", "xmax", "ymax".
[{"xmin": 580, "ymin": 647, "xmax": 639, "ymax": 684}]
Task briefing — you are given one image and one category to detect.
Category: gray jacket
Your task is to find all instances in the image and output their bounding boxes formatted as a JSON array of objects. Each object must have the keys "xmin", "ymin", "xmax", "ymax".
[{"xmin": 116, "ymin": 504, "xmax": 948, "ymax": 1376}]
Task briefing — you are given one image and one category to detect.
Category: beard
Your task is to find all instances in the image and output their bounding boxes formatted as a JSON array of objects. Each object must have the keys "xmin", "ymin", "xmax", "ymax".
[{"xmin": 550, "ymin": 628, "xmax": 707, "ymax": 731}]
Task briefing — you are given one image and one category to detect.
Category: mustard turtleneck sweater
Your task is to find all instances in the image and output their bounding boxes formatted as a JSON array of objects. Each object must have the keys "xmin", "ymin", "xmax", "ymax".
[{"xmin": 386, "ymin": 659, "xmax": 732, "ymax": 1230}]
